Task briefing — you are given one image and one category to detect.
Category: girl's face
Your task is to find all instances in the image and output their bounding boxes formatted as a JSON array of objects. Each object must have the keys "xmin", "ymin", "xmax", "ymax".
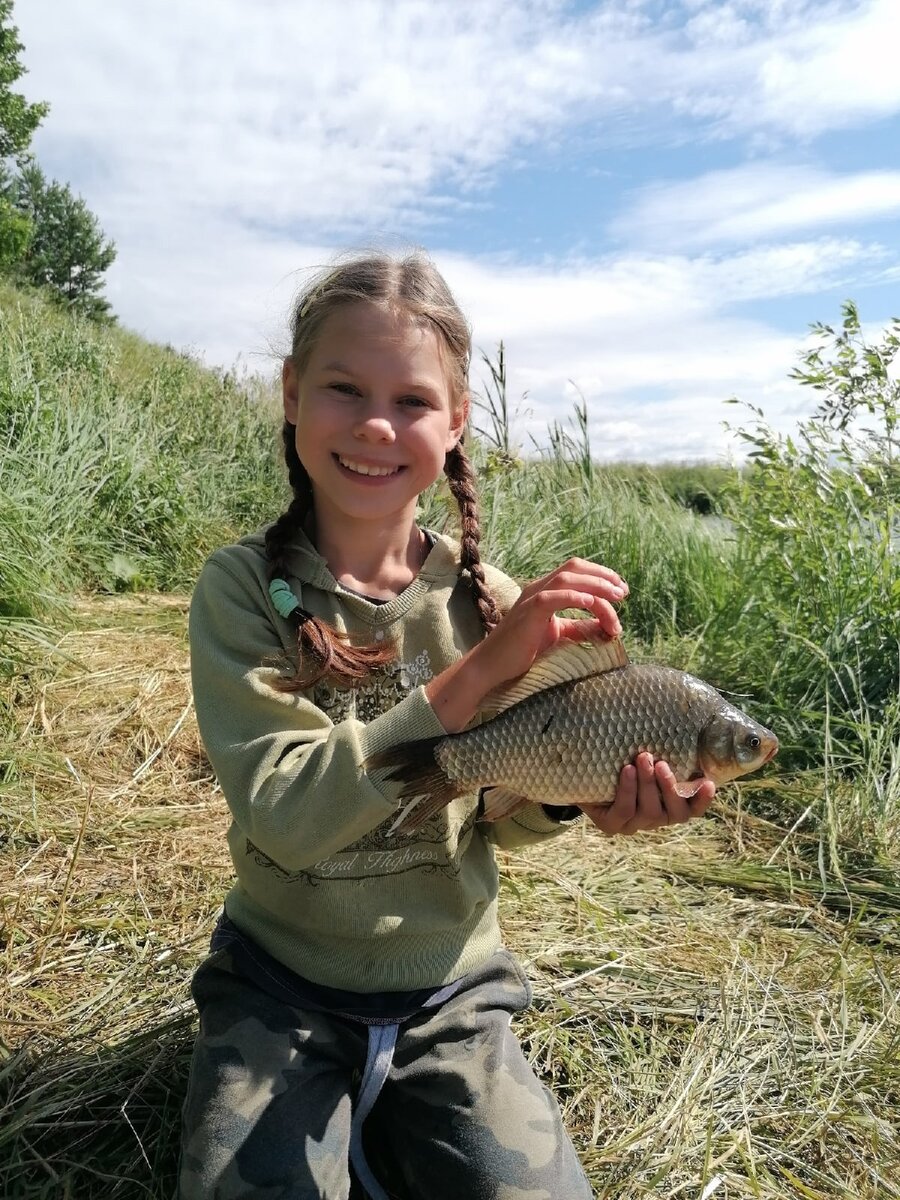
[{"xmin": 282, "ymin": 302, "xmax": 467, "ymax": 533}]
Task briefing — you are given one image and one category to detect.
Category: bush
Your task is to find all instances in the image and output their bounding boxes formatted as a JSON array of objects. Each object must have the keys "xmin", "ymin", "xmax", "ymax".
[{"xmin": 707, "ymin": 302, "xmax": 899, "ymax": 791}]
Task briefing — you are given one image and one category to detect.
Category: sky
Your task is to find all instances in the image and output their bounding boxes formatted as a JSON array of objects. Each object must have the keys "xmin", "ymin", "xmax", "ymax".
[{"xmin": 12, "ymin": 0, "xmax": 900, "ymax": 462}]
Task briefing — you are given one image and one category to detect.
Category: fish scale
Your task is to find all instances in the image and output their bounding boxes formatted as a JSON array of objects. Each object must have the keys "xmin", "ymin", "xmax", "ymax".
[
  {"xmin": 436, "ymin": 667, "xmax": 711, "ymax": 806},
  {"xmin": 364, "ymin": 638, "xmax": 778, "ymax": 835}
]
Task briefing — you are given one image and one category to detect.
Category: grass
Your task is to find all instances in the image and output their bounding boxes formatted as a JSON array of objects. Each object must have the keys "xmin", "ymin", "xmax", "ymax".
[
  {"xmin": 0, "ymin": 283, "xmax": 284, "ymax": 616},
  {"xmin": 1, "ymin": 284, "xmax": 898, "ymax": 1194},
  {"xmin": 1, "ymin": 596, "xmax": 897, "ymax": 1198}
]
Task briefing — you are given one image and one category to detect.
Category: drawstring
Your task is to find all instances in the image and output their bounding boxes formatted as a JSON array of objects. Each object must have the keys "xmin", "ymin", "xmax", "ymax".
[
  {"xmin": 347, "ymin": 978, "xmax": 462, "ymax": 1199},
  {"xmin": 349, "ymin": 1024, "xmax": 400, "ymax": 1200}
]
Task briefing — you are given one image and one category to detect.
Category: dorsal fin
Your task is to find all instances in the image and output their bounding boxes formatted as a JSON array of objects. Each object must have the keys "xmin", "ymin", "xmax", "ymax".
[{"xmin": 479, "ymin": 637, "xmax": 629, "ymax": 720}]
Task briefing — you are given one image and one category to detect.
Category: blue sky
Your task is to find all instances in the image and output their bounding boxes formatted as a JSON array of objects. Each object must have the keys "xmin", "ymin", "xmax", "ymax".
[{"xmin": 13, "ymin": 0, "xmax": 900, "ymax": 461}]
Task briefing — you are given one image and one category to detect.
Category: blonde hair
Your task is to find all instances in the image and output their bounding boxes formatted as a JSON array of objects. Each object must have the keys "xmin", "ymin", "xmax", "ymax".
[{"xmin": 265, "ymin": 250, "xmax": 500, "ymax": 690}]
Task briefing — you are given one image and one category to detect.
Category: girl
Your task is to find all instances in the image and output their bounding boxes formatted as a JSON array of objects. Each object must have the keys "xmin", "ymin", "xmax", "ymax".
[{"xmin": 179, "ymin": 251, "xmax": 715, "ymax": 1200}]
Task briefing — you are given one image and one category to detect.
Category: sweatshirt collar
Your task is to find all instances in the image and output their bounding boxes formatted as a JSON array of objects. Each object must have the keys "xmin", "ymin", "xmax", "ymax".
[{"xmin": 254, "ymin": 524, "xmax": 463, "ymax": 627}]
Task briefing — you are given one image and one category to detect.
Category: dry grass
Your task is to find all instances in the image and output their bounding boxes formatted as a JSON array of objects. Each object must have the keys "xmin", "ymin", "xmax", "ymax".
[{"xmin": 1, "ymin": 597, "xmax": 898, "ymax": 1198}]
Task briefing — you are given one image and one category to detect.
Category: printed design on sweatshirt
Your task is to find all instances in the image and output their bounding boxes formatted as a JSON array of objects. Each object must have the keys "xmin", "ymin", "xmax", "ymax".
[
  {"xmin": 311, "ymin": 648, "xmax": 434, "ymax": 725},
  {"xmin": 245, "ymin": 809, "xmax": 478, "ymax": 886},
  {"xmin": 244, "ymin": 646, "xmax": 480, "ymax": 884}
]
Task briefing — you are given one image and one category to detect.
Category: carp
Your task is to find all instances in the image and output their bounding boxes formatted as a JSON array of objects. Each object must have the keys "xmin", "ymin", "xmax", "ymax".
[{"xmin": 365, "ymin": 638, "xmax": 777, "ymax": 835}]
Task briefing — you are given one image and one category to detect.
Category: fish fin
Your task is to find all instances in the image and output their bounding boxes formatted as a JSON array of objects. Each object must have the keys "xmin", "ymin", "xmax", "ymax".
[
  {"xmin": 479, "ymin": 636, "xmax": 629, "ymax": 719},
  {"xmin": 673, "ymin": 779, "xmax": 705, "ymax": 799},
  {"xmin": 479, "ymin": 787, "xmax": 533, "ymax": 822},
  {"xmin": 364, "ymin": 738, "xmax": 462, "ymax": 836}
]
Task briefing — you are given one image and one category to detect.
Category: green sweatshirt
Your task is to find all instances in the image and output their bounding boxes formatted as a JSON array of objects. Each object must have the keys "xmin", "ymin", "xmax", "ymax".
[{"xmin": 189, "ymin": 526, "xmax": 578, "ymax": 992}]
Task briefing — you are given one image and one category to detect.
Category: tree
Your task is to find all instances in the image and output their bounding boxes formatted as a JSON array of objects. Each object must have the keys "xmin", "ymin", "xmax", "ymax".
[
  {"xmin": 0, "ymin": 0, "xmax": 48, "ymax": 163},
  {"xmin": 0, "ymin": 3, "xmax": 116, "ymax": 320},
  {"xmin": 6, "ymin": 162, "xmax": 117, "ymax": 320}
]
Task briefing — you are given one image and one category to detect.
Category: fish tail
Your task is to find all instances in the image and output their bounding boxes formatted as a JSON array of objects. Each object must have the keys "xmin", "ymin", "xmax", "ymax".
[{"xmin": 363, "ymin": 738, "xmax": 462, "ymax": 835}]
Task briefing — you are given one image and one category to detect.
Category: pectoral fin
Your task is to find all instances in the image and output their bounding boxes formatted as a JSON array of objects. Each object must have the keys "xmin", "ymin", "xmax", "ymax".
[
  {"xmin": 673, "ymin": 779, "xmax": 705, "ymax": 799},
  {"xmin": 478, "ymin": 787, "xmax": 534, "ymax": 822}
]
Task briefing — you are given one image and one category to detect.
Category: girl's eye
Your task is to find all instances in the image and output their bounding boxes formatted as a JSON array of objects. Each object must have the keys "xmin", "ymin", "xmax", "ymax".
[
  {"xmin": 330, "ymin": 382, "xmax": 360, "ymax": 396},
  {"xmin": 400, "ymin": 395, "xmax": 429, "ymax": 408}
]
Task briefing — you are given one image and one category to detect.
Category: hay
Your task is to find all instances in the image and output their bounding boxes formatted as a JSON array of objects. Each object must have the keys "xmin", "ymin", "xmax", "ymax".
[{"xmin": 2, "ymin": 596, "xmax": 898, "ymax": 1198}]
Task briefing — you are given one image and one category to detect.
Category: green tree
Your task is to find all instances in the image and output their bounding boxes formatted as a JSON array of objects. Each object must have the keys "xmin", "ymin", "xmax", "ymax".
[
  {"xmin": 0, "ymin": 191, "xmax": 28, "ymax": 268},
  {"xmin": 0, "ymin": 0, "xmax": 48, "ymax": 162},
  {"xmin": 6, "ymin": 161, "xmax": 117, "ymax": 320}
]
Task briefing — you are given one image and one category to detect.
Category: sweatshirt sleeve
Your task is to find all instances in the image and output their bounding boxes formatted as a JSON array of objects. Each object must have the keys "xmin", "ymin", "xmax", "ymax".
[
  {"xmin": 189, "ymin": 554, "xmax": 448, "ymax": 871},
  {"xmin": 481, "ymin": 802, "xmax": 583, "ymax": 850}
]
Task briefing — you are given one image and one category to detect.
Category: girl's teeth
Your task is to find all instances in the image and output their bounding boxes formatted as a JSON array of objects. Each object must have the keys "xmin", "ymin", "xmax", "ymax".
[{"xmin": 340, "ymin": 458, "xmax": 398, "ymax": 477}]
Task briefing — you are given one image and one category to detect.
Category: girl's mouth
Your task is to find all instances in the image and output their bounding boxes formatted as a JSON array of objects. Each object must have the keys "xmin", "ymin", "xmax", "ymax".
[{"xmin": 336, "ymin": 454, "xmax": 403, "ymax": 479}]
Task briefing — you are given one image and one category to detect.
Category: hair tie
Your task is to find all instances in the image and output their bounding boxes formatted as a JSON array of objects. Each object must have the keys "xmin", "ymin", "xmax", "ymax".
[{"xmin": 269, "ymin": 578, "xmax": 301, "ymax": 619}]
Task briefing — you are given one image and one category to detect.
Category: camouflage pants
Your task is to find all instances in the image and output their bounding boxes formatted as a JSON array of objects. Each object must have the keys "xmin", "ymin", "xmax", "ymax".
[{"xmin": 178, "ymin": 930, "xmax": 592, "ymax": 1200}]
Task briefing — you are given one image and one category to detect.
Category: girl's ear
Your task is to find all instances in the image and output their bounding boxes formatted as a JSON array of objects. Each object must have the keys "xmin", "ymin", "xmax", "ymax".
[
  {"xmin": 282, "ymin": 358, "xmax": 299, "ymax": 423},
  {"xmin": 446, "ymin": 391, "xmax": 470, "ymax": 451}
]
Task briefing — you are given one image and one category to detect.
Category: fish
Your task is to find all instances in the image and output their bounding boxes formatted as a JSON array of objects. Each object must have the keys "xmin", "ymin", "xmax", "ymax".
[{"xmin": 364, "ymin": 637, "xmax": 778, "ymax": 836}]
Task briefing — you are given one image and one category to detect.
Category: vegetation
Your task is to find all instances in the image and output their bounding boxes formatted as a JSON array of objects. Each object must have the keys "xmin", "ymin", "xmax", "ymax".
[
  {"xmin": 0, "ymin": 285, "xmax": 897, "ymax": 1197},
  {"xmin": 0, "ymin": 283, "xmax": 283, "ymax": 616},
  {"xmin": 0, "ymin": 0, "xmax": 116, "ymax": 318},
  {"xmin": 0, "ymin": 0, "xmax": 47, "ymax": 164},
  {"xmin": 3, "ymin": 162, "xmax": 117, "ymax": 321}
]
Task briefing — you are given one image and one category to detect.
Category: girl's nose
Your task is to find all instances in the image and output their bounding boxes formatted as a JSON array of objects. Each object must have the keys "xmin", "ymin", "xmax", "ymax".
[{"xmin": 353, "ymin": 408, "xmax": 396, "ymax": 443}]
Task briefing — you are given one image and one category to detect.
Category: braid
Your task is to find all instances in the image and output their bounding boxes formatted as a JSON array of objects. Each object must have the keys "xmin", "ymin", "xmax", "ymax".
[
  {"xmin": 444, "ymin": 443, "xmax": 500, "ymax": 636},
  {"xmin": 264, "ymin": 422, "xmax": 313, "ymax": 576},
  {"xmin": 266, "ymin": 421, "xmax": 396, "ymax": 692}
]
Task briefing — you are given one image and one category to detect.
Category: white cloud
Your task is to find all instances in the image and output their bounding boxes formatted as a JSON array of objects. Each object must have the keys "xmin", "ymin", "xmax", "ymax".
[
  {"xmin": 10, "ymin": 0, "xmax": 899, "ymax": 463},
  {"xmin": 670, "ymin": 0, "xmax": 900, "ymax": 139},
  {"xmin": 745, "ymin": 0, "xmax": 900, "ymax": 137},
  {"xmin": 615, "ymin": 164, "xmax": 900, "ymax": 248},
  {"xmin": 443, "ymin": 241, "xmax": 866, "ymax": 461},
  {"xmin": 18, "ymin": 0, "xmax": 900, "ymax": 249}
]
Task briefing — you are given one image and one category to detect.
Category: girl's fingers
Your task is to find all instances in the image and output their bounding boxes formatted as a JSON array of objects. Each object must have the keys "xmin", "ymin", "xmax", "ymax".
[
  {"xmin": 632, "ymin": 753, "xmax": 665, "ymax": 828},
  {"xmin": 580, "ymin": 765, "xmax": 636, "ymax": 835},
  {"xmin": 517, "ymin": 589, "xmax": 624, "ymax": 638},
  {"xmin": 580, "ymin": 756, "xmax": 716, "ymax": 836},
  {"xmin": 518, "ymin": 560, "xmax": 629, "ymax": 604},
  {"xmin": 652, "ymin": 759, "xmax": 690, "ymax": 824}
]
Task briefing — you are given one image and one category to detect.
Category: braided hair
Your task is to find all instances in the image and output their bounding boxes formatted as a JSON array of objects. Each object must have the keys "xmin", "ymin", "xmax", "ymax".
[{"xmin": 267, "ymin": 251, "xmax": 499, "ymax": 691}]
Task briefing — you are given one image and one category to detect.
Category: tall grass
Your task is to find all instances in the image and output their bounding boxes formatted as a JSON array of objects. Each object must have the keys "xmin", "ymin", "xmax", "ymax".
[
  {"xmin": 704, "ymin": 306, "xmax": 899, "ymax": 834},
  {"xmin": 0, "ymin": 285, "xmax": 285, "ymax": 619},
  {"xmin": 2, "ymin": 283, "xmax": 897, "ymax": 852},
  {"xmin": 430, "ymin": 391, "xmax": 733, "ymax": 645}
]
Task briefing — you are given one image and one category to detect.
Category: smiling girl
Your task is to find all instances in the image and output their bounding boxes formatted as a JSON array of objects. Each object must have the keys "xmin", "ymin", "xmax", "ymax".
[{"xmin": 178, "ymin": 251, "xmax": 715, "ymax": 1200}]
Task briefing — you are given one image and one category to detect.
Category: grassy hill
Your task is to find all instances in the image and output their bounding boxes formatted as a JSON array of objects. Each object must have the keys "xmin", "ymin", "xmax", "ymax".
[
  {"xmin": 0, "ymin": 281, "xmax": 285, "ymax": 614},
  {"xmin": 1, "ymin": 284, "xmax": 898, "ymax": 1196}
]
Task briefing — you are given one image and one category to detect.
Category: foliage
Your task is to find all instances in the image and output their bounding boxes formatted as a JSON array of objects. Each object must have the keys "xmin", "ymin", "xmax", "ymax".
[
  {"xmin": 3, "ymin": 161, "xmax": 117, "ymax": 320},
  {"xmin": 0, "ymin": 6, "xmax": 115, "ymax": 321},
  {"xmin": 424, "ymin": 357, "xmax": 731, "ymax": 646},
  {"xmin": 0, "ymin": 0, "xmax": 48, "ymax": 163},
  {"xmin": 0, "ymin": 190, "xmax": 27, "ymax": 268},
  {"xmin": 705, "ymin": 302, "xmax": 899, "ymax": 842},
  {"xmin": 0, "ymin": 282, "xmax": 285, "ymax": 619}
]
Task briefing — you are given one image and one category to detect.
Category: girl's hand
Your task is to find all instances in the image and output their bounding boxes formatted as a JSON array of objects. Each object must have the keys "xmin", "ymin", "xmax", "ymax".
[
  {"xmin": 579, "ymin": 754, "xmax": 715, "ymax": 835},
  {"xmin": 497, "ymin": 556, "xmax": 628, "ymax": 660},
  {"xmin": 426, "ymin": 558, "xmax": 628, "ymax": 733}
]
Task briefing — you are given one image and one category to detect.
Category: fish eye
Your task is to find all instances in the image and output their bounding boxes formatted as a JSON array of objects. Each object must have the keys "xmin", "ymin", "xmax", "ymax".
[{"xmin": 747, "ymin": 735, "xmax": 760, "ymax": 749}]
